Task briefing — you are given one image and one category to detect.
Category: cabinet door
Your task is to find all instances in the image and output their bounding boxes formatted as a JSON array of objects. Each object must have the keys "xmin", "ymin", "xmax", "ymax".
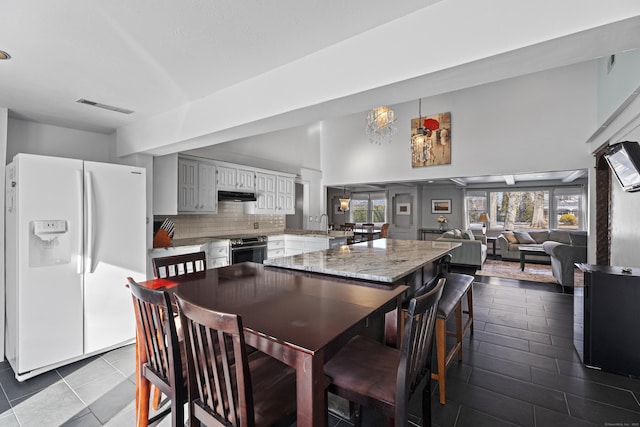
[
  {"xmin": 255, "ymin": 172, "xmax": 276, "ymax": 213},
  {"xmin": 237, "ymin": 168, "xmax": 255, "ymax": 191},
  {"xmin": 216, "ymin": 165, "xmax": 237, "ymax": 191},
  {"xmin": 198, "ymin": 163, "xmax": 217, "ymax": 212},
  {"xmin": 178, "ymin": 159, "xmax": 198, "ymax": 212},
  {"xmin": 276, "ymin": 175, "xmax": 295, "ymax": 214}
]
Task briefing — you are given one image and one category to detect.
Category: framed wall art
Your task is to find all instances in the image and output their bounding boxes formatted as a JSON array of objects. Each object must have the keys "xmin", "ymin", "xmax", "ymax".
[
  {"xmin": 431, "ymin": 199, "xmax": 451, "ymax": 214},
  {"xmin": 411, "ymin": 111, "xmax": 451, "ymax": 168},
  {"xmin": 396, "ymin": 202, "xmax": 411, "ymax": 215}
]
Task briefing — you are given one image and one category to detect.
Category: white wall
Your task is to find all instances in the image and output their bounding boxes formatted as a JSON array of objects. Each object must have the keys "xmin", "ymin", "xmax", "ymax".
[
  {"xmin": 321, "ymin": 62, "xmax": 597, "ymax": 186},
  {"xmin": 183, "ymin": 123, "xmax": 322, "ymax": 175},
  {"xmin": 0, "ymin": 108, "xmax": 8, "ymax": 359},
  {"xmin": 597, "ymin": 49, "xmax": 640, "ymax": 124},
  {"xmin": 7, "ymin": 118, "xmax": 113, "ymax": 163}
]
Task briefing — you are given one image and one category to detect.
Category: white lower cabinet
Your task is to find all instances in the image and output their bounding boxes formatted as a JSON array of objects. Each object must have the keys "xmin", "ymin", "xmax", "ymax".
[
  {"xmin": 284, "ymin": 235, "xmax": 329, "ymax": 256},
  {"xmin": 208, "ymin": 240, "xmax": 230, "ymax": 268},
  {"xmin": 267, "ymin": 235, "xmax": 286, "ymax": 259}
]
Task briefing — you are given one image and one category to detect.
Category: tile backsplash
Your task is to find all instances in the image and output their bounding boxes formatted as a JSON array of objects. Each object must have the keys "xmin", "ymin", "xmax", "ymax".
[{"xmin": 155, "ymin": 201, "xmax": 286, "ymax": 239}]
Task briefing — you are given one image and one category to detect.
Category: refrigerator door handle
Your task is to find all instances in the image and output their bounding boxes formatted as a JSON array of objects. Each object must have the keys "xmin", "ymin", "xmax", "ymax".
[
  {"xmin": 77, "ymin": 170, "xmax": 84, "ymax": 274},
  {"xmin": 85, "ymin": 171, "xmax": 96, "ymax": 274}
]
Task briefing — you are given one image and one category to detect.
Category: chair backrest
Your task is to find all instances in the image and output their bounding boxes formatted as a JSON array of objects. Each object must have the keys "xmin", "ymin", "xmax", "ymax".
[
  {"xmin": 395, "ymin": 277, "xmax": 445, "ymax": 425},
  {"xmin": 340, "ymin": 223, "xmax": 355, "ymax": 231},
  {"xmin": 175, "ymin": 294, "xmax": 255, "ymax": 427},
  {"xmin": 152, "ymin": 251, "xmax": 207, "ymax": 279},
  {"xmin": 380, "ymin": 223, "xmax": 390, "ymax": 238},
  {"xmin": 362, "ymin": 223, "xmax": 374, "ymax": 232},
  {"xmin": 127, "ymin": 277, "xmax": 183, "ymax": 400}
]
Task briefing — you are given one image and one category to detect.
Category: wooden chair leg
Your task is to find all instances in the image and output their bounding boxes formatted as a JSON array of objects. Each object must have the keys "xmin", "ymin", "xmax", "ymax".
[
  {"xmin": 466, "ymin": 286, "xmax": 474, "ymax": 335},
  {"xmin": 434, "ymin": 317, "xmax": 446, "ymax": 405},
  {"xmin": 151, "ymin": 386, "xmax": 162, "ymax": 410},
  {"xmin": 455, "ymin": 303, "xmax": 463, "ymax": 360}
]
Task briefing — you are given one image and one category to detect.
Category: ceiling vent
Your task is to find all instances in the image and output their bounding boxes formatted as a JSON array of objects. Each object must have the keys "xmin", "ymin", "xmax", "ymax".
[{"xmin": 76, "ymin": 99, "xmax": 134, "ymax": 114}]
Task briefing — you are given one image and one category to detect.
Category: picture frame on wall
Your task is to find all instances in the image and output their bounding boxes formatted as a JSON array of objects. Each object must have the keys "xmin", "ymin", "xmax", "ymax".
[
  {"xmin": 396, "ymin": 202, "xmax": 411, "ymax": 215},
  {"xmin": 431, "ymin": 199, "xmax": 451, "ymax": 214}
]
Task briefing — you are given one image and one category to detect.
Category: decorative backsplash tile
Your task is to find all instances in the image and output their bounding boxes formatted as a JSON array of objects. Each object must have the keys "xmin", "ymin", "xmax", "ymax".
[{"xmin": 155, "ymin": 201, "xmax": 286, "ymax": 239}]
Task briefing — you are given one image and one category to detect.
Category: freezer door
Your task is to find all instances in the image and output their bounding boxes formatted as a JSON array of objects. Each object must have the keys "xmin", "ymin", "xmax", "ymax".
[
  {"xmin": 6, "ymin": 154, "xmax": 84, "ymax": 374},
  {"xmin": 83, "ymin": 161, "xmax": 146, "ymax": 353}
]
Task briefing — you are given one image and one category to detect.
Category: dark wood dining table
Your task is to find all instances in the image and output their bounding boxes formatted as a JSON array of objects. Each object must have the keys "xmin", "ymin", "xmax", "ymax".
[{"xmin": 135, "ymin": 262, "xmax": 408, "ymax": 427}]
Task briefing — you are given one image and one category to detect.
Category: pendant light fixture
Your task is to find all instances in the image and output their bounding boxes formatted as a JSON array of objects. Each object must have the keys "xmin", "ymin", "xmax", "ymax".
[
  {"xmin": 366, "ymin": 106, "xmax": 397, "ymax": 144},
  {"xmin": 411, "ymin": 98, "xmax": 428, "ymax": 149},
  {"xmin": 339, "ymin": 187, "xmax": 350, "ymax": 212}
]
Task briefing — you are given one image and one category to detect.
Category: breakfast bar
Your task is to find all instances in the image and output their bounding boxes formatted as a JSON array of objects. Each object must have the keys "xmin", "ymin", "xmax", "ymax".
[{"xmin": 263, "ymin": 238, "xmax": 461, "ymax": 293}]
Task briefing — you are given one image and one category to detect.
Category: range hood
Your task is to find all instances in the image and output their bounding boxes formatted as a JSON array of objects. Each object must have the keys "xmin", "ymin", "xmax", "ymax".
[{"xmin": 218, "ymin": 190, "xmax": 257, "ymax": 202}]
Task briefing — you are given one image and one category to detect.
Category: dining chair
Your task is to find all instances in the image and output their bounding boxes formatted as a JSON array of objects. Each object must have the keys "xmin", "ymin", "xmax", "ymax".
[
  {"xmin": 380, "ymin": 223, "xmax": 390, "ymax": 238},
  {"xmin": 324, "ymin": 277, "xmax": 445, "ymax": 427},
  {"xmin": 149, "ymin": 250, "xmax": 207, "ymax": 411},
  {"xmin": 341, "ymin": 223, "xmax": 356, "ymax": 244},
  {"xmin": 175, "ymin": 294, "xmax": 298, "ymax": 427},
  {"xmin": 152, "ymin": 251, "xmax": 207, "ymax": 279},
  {"xmin": 127, "ymin": 277, "xmax": 187, "ymax": 427},
  {"xmin": 358, "ymin": 223, "xmax": 375, "ymax": 242}
]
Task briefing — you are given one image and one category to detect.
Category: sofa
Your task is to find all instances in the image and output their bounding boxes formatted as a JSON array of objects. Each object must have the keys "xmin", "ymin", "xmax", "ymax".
[
  {"xmin": 496, "ymin": 229, "xmax": 584, "ymax": 261},
  {"xmin": 542, "ymin": 233, "xmax": 587, "ymax": 289},
  {"xmin": 497, "ymin": 229, "xmax": 587, "ymax": 288},
  {"xmin": 436, "ymin": 229, "xmax": 487, "ymax": 268}
]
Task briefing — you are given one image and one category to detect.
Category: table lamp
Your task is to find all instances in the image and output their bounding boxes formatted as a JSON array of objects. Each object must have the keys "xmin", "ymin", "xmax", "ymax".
[{"xmin": 478, "ymin": 212, "xmax": 490, "ymax": 234}]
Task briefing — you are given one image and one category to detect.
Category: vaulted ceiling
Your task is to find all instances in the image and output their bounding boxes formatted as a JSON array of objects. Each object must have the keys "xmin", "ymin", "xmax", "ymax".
[{"xmin": 2, "ymin": 1, "xmax": 640, "ymax": 157}]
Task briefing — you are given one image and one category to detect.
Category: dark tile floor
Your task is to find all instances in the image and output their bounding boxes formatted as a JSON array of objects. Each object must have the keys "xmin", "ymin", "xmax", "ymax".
[{"xmin": 0, "ymin": 274, "xmax": 638, "ymax": 426}]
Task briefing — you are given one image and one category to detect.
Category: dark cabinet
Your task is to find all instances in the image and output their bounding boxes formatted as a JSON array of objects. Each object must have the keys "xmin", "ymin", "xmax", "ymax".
[{"xmin": 575, "ymin": 264, "xmax": 640, "ymax": 377}]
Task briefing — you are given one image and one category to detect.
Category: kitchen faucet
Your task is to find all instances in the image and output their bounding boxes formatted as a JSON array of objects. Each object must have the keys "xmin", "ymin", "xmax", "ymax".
[{"xmin": 318, "ymin": 213, "xmax": 329, "ymax": 232}]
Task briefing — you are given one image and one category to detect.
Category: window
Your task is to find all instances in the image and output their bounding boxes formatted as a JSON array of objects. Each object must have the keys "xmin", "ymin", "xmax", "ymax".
[
  {"xmin": 349, "ymin": 192, "xmax": 387, "ymax": 224},
  {"xmin": 553, "ymin": 187, "xmax": 583, "ymax": 230},
  {"xmin": 494, "ymin": 190, "xmax": 549, "ymax": 230},
  {"xmin": 465, "ymin": 191, "xmax": 487, "ymax": 229},
  {"xmin": 464, "ymin": 186, "xmax": 585, "ymax": 232}
]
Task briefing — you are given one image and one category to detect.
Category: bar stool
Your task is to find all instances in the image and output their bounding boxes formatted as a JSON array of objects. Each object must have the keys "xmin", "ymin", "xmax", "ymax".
[{"xmin": 432, "ymin": 272, "xmax": 474, "ymax": 404}]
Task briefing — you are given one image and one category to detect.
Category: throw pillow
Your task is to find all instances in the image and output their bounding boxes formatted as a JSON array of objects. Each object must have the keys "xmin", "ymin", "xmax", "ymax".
[
  {"xmin": 452, "ymin": 229, "xmax": 463, "ymax": 239},
  {"xmin": 442, "ymin": 231, "xmax": 455, "ymax": 238},
  {"xmin": 570, "ymin": 232, "xmax": 587, "ymax": 246},
  {"xmin": 514, "ymin": 231, "xmax": 536, "ymax": 244},
  {"xmin": 462, "ymin": 229, "xmax": 475, "ymax": 240},
  {"xmin": 529, "ymin": 230, "xmax": 549, "ymax": 244},
  {"xmin": 502, "ymin": 231, "xmax": 518, "ymax": 244}
]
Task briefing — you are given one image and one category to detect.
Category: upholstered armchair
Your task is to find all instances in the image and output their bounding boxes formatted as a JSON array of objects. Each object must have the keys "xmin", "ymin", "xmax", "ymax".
[
  {"xmin": 436, "ymin": 229, "xmax": 487, "ymax": 269},
  {"xmin": 542, "ymin": 232, "xmax": 587, "ymax": 289}
]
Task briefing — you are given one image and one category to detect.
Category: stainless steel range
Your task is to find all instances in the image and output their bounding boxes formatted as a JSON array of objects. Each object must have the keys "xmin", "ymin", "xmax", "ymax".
[{"xmin": 229, "ymin": 235, "xmax": 268, "ymax": 264}]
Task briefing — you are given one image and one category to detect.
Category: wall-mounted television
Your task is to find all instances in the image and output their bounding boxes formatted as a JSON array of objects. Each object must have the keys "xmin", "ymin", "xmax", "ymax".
[{"xmin": 604, "ymin": 141, "xmax": 640, "ymax": 192}]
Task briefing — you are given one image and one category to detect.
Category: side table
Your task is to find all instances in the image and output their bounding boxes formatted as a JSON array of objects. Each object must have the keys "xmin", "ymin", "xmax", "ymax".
[{"xmin": 486, "ymin": 236, "xmax": 498, "ymax": 259}]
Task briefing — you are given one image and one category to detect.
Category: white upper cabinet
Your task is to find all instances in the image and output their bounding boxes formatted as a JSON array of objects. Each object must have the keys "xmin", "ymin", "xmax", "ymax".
[
  {"xmin": 153, "ymin": 154, "xmax": 293, "ymax": 215},
  {"xmin": 216, "ymin": 165, "xmax": 237, "ymax": 191},
  {"xmin": 277, "ymin": 175, "xmax": 295, "ymax": 213},
  {"xmin": 197, "ymin": 163, "xmax": 217, "ymax": 212},
  {"xmin": 255, "ymin": 172, "xmax": 295, "ymax": 214},
  {"xmin": 177, "ymin": 158, "xmax": 199, "ymax": 212},
  {"xmin": 255, "ymin": 172, "xmax": 277, "ymax": 212},
  {"xmin": 153, "ymin": 154, "xmax": 217, "ymax": 215},
  {"xmin": 216, "ymin": 163, "xmax": 255, "ymax": 192}
]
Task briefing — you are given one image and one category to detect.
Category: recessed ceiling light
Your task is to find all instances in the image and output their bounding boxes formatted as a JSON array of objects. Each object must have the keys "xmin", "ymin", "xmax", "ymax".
[{"xmin": 0, "ymin": 50, "xmax": 11, "ymax": 60}]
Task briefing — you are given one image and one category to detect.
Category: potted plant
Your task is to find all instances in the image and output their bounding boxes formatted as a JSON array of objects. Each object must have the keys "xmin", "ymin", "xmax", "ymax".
[{"xmin": 437, "ymin": 215, "xmax": 448, "ymax": 231}]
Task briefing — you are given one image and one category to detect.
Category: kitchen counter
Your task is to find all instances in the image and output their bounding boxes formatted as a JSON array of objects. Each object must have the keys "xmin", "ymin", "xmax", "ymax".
[
  {"xmin": 263, "ymin": 238, "xmax": 460, "ymax": 283},
  {"xmin": 157, "ymin": 229, "xmax": 349, "ymax": 251}
]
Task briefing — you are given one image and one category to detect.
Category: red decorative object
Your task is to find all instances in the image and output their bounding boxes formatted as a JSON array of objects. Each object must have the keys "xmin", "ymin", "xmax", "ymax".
[{"xmin": 423, "ymin": 118, "xmax": 440, "ymax": 131}]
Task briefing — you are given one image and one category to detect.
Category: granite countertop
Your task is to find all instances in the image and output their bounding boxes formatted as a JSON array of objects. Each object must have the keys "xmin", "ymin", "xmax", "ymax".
[
  {"xmin": 263, "ymin": 238, "xmax": 460, "ymax": 283},
  {"xmin": 162, "ymin": 229, "xmax": 349, "ymax": 250}
]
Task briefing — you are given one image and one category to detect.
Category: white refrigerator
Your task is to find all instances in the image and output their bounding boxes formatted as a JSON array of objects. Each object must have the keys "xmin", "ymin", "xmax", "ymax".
[{"xmin": 5, "ymin": 153, "xmax": 147, "ymax": 381}]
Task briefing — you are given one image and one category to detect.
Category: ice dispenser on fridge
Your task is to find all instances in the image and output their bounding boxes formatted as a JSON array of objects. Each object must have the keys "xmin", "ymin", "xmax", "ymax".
[{"xmin": 29, "ymin": 220, "xmax": 71, "ymax": 267}]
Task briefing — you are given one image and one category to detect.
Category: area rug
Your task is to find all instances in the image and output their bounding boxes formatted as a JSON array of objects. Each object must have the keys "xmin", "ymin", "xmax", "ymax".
[{"xmin": 476, "ymin": 259, "xmax": 583, "ymax": 286}]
